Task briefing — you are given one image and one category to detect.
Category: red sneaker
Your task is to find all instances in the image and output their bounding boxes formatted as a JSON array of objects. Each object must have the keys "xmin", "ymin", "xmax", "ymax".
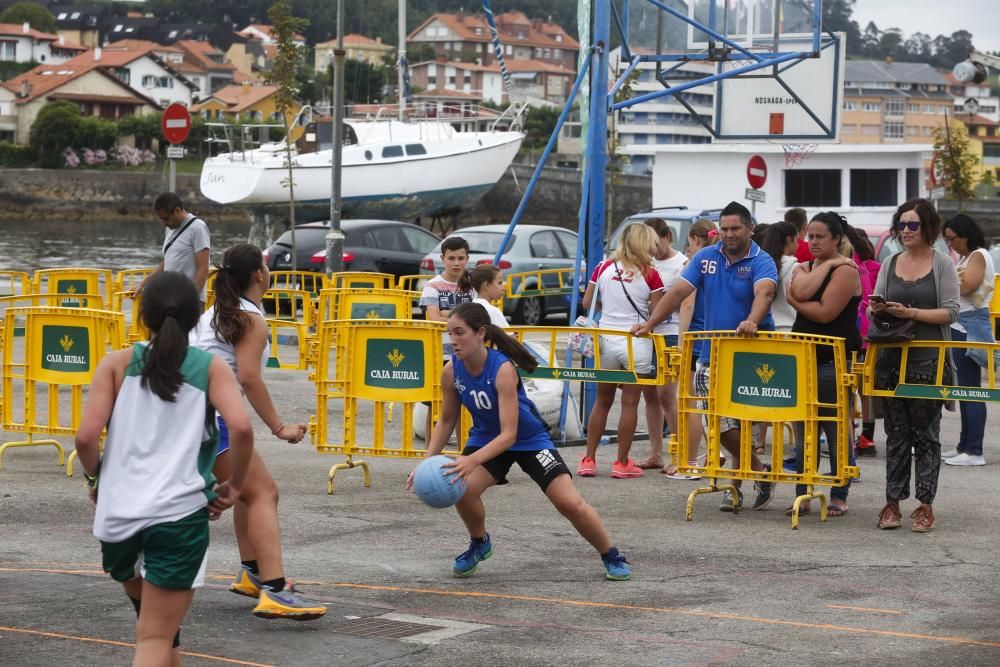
[
  {"xmin": 611, "ymin": 459, "xmax": 644, "ymax": 479},
  {"xmin": 577, "ymin": 456, "xmax": 597, "ymax": 477},
  {"xmin": 856, "ymin": 435, "xmax": 877, "ymax": 457}
]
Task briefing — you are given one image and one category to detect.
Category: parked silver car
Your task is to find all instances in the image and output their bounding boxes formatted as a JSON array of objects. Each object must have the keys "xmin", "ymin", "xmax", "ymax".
[{"xmin": 420, "ymin": 224, "xmax": 581, "ymax": 324}]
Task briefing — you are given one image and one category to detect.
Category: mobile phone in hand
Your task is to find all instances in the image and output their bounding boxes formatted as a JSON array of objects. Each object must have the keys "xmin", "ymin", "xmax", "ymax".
[{"xmin": 869, "ymin": 294, "xmax": 885, "ymax": 304}]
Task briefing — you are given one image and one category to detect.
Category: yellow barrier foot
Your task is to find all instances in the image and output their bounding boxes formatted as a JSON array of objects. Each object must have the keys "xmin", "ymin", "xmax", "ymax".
[
  {"xmin": 327, "ymin": 458, "xmax": 372, "ymax": 494},
  {"xmin": 686, "ymin": 483, "xmax": 739, "ymax": 520},
  {"xmin": 788, "ymin": 492, "xmax": 827, "ymax": 529},
  {"xmin": 0, "ymin": 439, "xmax": 65, "ymax": 471},
  {"xmin": 66, "ymin": 450, "xmax": 77, "ymax": 477}
]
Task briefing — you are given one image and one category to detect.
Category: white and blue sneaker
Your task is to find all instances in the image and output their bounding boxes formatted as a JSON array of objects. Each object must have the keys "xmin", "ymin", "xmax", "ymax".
[{"xmin": 601, "ymin": 547, "xmax": 631, "ymax": 581}]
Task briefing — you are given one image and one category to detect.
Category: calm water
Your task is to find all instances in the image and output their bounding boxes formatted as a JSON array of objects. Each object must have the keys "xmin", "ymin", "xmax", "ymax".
[{"xmin": 0, "ymin": 219, "xmax": 257, "ymax": 273}]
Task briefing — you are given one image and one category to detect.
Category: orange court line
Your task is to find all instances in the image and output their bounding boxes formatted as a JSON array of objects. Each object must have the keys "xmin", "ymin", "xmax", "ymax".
[
  {"xmin": 0, "ymin": 626, "xmax": 274, "ymax": 667},
  {"xmin": 5, "ymin": 564, "xmax": 999, "ymax": 650},
  {"xmin": 827, "ymin": 604, "xmax": 906, "ymax": 615},
  {"xmin": 332, "ymin": 583, "xmax": 1000, "ymax": 649}
]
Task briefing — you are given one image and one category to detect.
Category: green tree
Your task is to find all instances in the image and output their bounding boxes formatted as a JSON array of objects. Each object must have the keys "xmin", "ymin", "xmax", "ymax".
[
  {"xmin": 933, "ymin": 120, "xmax": 981, "ymax": 205},
  {"xmin": 523, "ymin": 105, "xmax": 559, "ymax": 150},
  {"xmin": 118, "ymin": 112, "xmax": 164, "ymax": 150},
  {"xmin": 0, "ymin": 2, "xmax": 56, "ymax": 33},
  {"xmin": 75, "ymin": 116, "xmax": 118, "ymax": 151},
  {"xmin": 263, "ymin": 0, "xmax": 309, "ymax": 267},
  {"xmin": 30, "ymin": 101, "xmax": 81, "ymax": 167}
]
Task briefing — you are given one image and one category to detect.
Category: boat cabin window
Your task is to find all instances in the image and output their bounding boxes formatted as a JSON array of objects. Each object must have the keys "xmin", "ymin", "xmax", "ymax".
[
  {"xmin": 382, "ymin": 145, "xmax": 404, "ymax": 158},
  {"xmin": 405, "ymin": 143, "xmax": 427, "ymax": 156},
  {"xmin": 344, "ymin": 124, "xmax": 357, "ymax": 146}
]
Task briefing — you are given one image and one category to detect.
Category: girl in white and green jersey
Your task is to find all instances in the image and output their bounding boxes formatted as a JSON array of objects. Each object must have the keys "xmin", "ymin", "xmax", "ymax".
[{"xmin": 76, "ymin": 271, "xmax": 253, "ymax": 666}]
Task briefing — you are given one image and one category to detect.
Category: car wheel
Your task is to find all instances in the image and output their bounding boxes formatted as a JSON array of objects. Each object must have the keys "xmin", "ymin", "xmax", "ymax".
[{"xmin": 514, "ymin": 296, "xmax": 544, "ymax": 325}]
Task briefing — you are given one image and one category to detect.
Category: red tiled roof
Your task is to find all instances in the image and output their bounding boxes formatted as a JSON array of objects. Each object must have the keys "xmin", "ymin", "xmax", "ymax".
[
  {"xmin": 61, "ymin": 41, "xmax": 177, "ymax": 69},
  {"xmin": 1, "ymin": 65, "xmax": 157, "ymax": 106},
  {"xmin": 239, "ymin": 24, "xmax": 306, "ymax": 42},
  {"xmin": 0, "ymin": 22, "xmax": 59, "ymax": 41},
  {"xmin": 175, "ymin": 39, "xmax": 236, "ymax": 73},
  {"xmin": 408, "ymin": 12, "xmax": 578, "ymax": 50},
  {"xmin": 317, "ymin": 33, "xmax": 394, "ymax": 49},
  {"xmin": 193, "ymin": 83, "xmax": 278, "ymax": 113}
]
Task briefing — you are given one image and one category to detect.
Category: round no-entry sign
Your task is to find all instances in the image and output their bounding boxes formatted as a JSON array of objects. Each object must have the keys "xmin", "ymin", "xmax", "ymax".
[
  {"xmin": 161, "ymin": 102, "xmax": 192, "ymax": 144},
  {"xmin": 746, "ymin": 155, "xmax": 767, "ymax": 190}
]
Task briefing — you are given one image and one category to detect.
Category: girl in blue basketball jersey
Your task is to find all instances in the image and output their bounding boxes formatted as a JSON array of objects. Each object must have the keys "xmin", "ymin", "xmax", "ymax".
[{"xmin": 408, "ymin": 302, "xmax": 631, "ymax": 580}]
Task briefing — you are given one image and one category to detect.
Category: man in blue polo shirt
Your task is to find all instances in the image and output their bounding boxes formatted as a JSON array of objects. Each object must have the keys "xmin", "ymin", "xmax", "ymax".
[{"xmin": 633, "ymin": 201, "xmax": 777, "ymax": 512}]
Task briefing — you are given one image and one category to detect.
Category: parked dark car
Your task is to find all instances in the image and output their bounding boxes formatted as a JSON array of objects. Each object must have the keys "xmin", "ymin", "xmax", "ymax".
[{"xmin": 263, "ymin": 219, "xmax": 442, "ymax": 280}]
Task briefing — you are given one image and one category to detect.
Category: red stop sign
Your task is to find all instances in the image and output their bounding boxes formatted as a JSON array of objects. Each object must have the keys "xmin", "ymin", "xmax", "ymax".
[
  {"xmin": 746, "ymin": 155, "xmax": 767, "ymax": 190},
  {"xmin": 161, "ymin": 103, "xmax": 192, "ymax": 144}
]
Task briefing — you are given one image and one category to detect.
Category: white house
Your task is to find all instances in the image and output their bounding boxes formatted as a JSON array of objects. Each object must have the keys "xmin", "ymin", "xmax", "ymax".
[
  {"xmin": 644, "ymin": 143, "xmax": 932, "ymax": 229},
  {"xmin": 59, "ymin": 41, "xmax": 197, "ymax": 108},
  {"xmin": 0, "ymin": 22, "xmax": 86, "ymax": 65}
]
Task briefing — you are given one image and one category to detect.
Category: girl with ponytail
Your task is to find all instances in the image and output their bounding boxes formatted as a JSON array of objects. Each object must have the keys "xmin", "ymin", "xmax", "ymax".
[
  {"xmin": 191, "ymin": 244, "xmax": 326, "ymax": 621},
  {"xmin": 407, "ymin": 302, "xmax": 631, "ymax": 581},
  {"xmin": 76, "ymin": 271, "xmax": 253, "ymax": 665}
]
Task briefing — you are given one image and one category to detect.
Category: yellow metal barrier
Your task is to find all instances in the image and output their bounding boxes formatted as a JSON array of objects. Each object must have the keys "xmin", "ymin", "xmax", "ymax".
[
  {"xmin": 113, "ymin": 269, "xmax": 154, "ymax": 302},
  {"xmin": 1, "ymin": 294, "xmax": 107, "ymax": 338},
  {"xmin": 270, "ymin": 271, "xmax": 329, "ymax": 296},
  {"xmin": 310, "ymin": 319, "xmax": 458, "ymax": 492},
  {"xmin": 397, "ymin": 274, "xmax": 431, "ymax": 292},
  {"xmin": 0, "ymin": 307, "xmax": 125, "ymax": 472},
  {"xmin": 990, "ymin": 275, "xmax": 1000, "ymax": 331},
  {"xmin": 674, "ymin": 331, "xmax": 859, "ymax": 528},
  {"xmin": 112, "ymin": 291, "xmax": 149, "ymax": 344},
  {"xmin": 34, "ymin": 268, "xmax": 114, "ymax": 305},
  {"xmin": 505, "ymin": 267, "xmax": 586, "ymax": 299},
  {"xmin": 507, "ymin": 326, "xmax": 677, "ymax": 386},
  {"xmin": 262, "ymin": 288, "xmax": 315, "ymax": 370},
  {"xmin": 310, "ymin": 288, "xmax": 421, "ymax": 369},
  {"xmin": 328, "ymin": 271, "xmax": 394, "ymax": 290},
  {"xmin": 0, "ymin": 271, "xmax": 33, "ymax": 297},
  {"xmin": 860, "ymin": 340, "xmax": 1000, "ymax": 401}
]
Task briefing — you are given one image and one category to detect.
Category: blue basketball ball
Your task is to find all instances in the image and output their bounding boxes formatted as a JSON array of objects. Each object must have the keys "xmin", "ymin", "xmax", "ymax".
[{"xmin": 413, "ymin": 455, "xmax": 467, "ymax": 508}]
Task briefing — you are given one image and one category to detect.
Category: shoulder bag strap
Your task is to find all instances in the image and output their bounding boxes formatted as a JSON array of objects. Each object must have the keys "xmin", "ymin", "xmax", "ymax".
[
  {"xmin": 613, "ymin": 262, "xmax": 648, "ymax": 320},
  {"xmin": 162, "ymin": 216, "xmax": 199, "ymax": 257}
]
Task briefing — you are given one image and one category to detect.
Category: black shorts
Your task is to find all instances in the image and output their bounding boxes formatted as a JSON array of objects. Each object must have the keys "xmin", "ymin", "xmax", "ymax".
[{"xmin": 463, "ymin": 446, "xmax": 571, "ymax": 492}]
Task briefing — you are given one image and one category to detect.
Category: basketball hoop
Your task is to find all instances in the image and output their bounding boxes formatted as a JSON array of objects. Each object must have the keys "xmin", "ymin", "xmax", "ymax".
[{"xmin": 782, "ymin": 143, "xmax": 817, "ymax": 168}]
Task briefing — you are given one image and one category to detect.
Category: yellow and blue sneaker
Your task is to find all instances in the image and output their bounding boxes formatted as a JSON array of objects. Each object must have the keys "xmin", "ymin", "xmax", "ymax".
[
  {"xmin": 229, "ymin": 565, "xmax": 262, "ymax": 598},
  {"xmin": 252, "ymin": 583, "xmax": 327, "ymax": 621}
]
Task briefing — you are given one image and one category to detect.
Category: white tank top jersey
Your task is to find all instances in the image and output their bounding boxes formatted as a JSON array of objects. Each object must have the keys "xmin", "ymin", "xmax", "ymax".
[
  {"xmin": 472, "ymin": 297, "xmax": 509, "ymax": 328},
  {"xmin": 190, "ymin": 298, "xmax": 269, "ymax": 374},
  {"xmin": 93, "ymin": 344, "xmax": 219, "ymax": 543},
  {"xmin": 652, "ymin": 252, "xmax": 687, "ymax": 335},
  {"xmin": 958, "ymin": 247, "xmax": 995, "ymax": 312}
]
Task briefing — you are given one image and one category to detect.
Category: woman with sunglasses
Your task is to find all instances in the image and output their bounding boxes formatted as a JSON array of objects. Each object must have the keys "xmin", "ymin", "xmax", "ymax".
[
  {"xmin": 870, "ymin": 199, "xmax": 959, "ymax": 533},
  {"xmin": 941, "ymin": 214, "xmax": 995, "ymax": 467}
]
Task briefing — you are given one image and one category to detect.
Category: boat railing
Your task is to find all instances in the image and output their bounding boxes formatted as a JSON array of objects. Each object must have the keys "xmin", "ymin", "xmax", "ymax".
[{"xmin": 204, "ymin": 121, "xmax": 297, "ymax": 164}]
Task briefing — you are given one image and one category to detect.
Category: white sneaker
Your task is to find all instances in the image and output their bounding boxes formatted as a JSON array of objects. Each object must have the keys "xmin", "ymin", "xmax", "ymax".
[
  {"xmin": 940, "ymin": 448, "xmax": 959, "ymax": 460},
  {"xmin": 945, "ymin": 452, "xmax": 986, "ymax": 466}
]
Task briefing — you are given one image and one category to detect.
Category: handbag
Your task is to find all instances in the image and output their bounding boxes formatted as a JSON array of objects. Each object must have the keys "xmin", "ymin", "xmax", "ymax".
[
  {"xmin": 865, "ymin": 311, "xmax": 917, "ymax": 343},
  {"xmin": 568, "ymin": 290, "xmax": 599, "ymax": 358}
]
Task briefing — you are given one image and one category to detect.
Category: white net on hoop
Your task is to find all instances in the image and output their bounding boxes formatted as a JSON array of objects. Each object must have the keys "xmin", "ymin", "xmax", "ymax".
[{"xmin": 782, "ymin": 143, "xmax": 817, "ymax": 168}]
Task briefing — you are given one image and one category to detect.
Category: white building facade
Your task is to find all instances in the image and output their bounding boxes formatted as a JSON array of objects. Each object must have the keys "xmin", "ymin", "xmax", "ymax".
[{"xmin": 645, "ymin": 144, "xmax": 931, "ymax": 229}]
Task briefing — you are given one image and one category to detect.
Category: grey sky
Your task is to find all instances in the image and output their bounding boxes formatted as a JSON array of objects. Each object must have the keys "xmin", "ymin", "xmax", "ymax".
[{"xmin": 852, "ymin": 0, "xmax": 1000, "ymax": 53}]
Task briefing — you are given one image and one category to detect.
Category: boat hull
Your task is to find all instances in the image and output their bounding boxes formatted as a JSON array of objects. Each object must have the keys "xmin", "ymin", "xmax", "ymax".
[{"xmin": 200, "ymin": 131, "xmax": 523, "ymax": 221}]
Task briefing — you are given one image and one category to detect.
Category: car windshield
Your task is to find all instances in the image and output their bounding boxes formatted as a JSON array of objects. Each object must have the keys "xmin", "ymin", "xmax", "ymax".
[{"xmin": 447, "ymin": 232, "xmax": 515, "ymax": 255}]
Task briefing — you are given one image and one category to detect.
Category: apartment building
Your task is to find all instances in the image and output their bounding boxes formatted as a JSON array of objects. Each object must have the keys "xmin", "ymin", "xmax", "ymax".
[
  {"xmin": 841, "ymin": 60, "xmax": 952, "ymax": 144},
  {"xmin": 407, "ymin": 11, "xmax": 577, "ymax": 71}
]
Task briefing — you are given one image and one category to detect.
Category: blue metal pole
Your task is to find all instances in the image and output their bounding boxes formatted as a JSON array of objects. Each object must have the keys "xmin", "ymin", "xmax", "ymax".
[
  {"xmin": 612, "ymin": 50, "xmax": 806, "ymax": 110},
  {"xmin": 583, "ymin": 0, "xmax": 611, "ymax": 426},
  {"xmin": 491, "ymin": 54, "xmax": 593, "ymax": 266},
  {"xmin": 556, "ymin": 168, "xmax": 590, "ymax": 440}
]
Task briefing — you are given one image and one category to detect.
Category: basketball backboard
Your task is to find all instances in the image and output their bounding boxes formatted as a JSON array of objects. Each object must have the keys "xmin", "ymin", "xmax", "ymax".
[{"xmin": 686, "ymin": 0, "xmax": 822, "ymax": 52}]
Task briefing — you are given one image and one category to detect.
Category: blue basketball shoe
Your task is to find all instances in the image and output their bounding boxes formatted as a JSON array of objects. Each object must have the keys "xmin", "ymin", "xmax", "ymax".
[
  {"xmin": 601, "ymin": 547, "xmax": 631, "ymax": 581},
  {"xmin": 453, "ymin": 534, "xmax": 493, "ymax": 577}
]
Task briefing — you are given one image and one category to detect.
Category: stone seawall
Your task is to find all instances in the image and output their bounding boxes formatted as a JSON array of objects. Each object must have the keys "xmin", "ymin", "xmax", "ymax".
[
  {"xmin": 0, "ymin": 168, "xmax": 247, "ymax": 223},
  {"xmin": 0, "ymin": 165, "xmax": 653, "ymax": 231}
]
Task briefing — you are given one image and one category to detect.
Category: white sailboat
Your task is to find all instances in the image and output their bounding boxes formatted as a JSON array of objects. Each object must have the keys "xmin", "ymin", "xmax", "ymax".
[
  {"xmin": 200, "ymin": 0, "xmax": 525, "ymax": 220},
  {"xmin": 199, "ymin": 111, "xmax": 525, "ymax": 219}
]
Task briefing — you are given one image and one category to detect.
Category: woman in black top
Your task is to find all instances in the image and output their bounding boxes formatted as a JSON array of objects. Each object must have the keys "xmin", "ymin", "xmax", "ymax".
[{"xmin": 786, "ymin": 212, "xmax": 862, "ymax": 517}]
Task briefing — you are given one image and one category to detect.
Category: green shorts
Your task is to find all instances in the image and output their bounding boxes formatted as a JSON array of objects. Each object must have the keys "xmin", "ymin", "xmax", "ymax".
[{"xmin": 101, "ymin": 509, "xmax": 210, "ymax": 590}]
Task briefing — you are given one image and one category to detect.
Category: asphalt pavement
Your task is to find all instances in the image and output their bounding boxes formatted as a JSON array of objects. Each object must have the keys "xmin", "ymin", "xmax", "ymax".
[{"xmin": 1, "ymin": 362, "xmax": 999, "ymax": 666}]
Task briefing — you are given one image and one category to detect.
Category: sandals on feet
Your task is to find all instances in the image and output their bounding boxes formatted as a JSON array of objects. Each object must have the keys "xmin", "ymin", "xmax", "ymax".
[
  {"xmin": 828, "ymin": 504, "xmax": 848, "ymax": 517},
  {"xmin": 784, "ymin": 504, "xmax": 811, "ymax": 516},
  {"xmin": 636, "ymin": 458, "xmax": 665, "ymax": 470}
]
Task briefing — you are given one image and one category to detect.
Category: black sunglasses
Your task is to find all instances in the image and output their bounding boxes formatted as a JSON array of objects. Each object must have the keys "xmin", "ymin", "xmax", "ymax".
[{"xmin": 896, "ymin": 221, "xmax": 921, "ymax": 231}]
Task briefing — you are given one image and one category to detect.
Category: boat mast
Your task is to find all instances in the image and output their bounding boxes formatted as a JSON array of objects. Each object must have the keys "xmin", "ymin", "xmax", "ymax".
[{"xmin": 398, "ymin": 0, "xmax": 406, "ymax": 121}]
